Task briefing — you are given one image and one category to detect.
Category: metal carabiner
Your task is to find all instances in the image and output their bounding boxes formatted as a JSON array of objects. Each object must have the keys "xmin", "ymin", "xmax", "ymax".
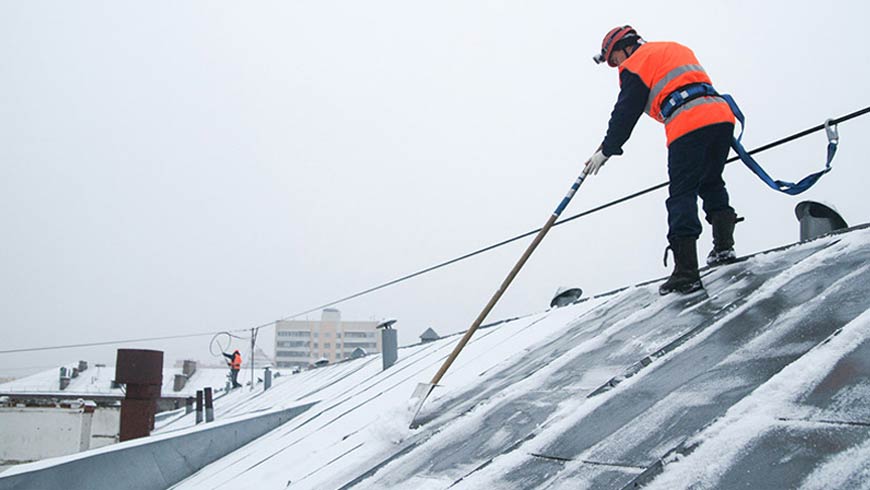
[{"xmin": 825, "ymin": 118, "xmax": 839, "ymax": 145}]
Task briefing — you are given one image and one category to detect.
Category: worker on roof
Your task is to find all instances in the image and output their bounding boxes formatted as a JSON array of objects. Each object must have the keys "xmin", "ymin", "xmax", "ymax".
[
  {"xmin": 584, "ymin": 26, "xmax": 739, "ymax": 295},
  {"xmin": 222, "ymin": 349, "xmax": 243, "ymax": 389}
]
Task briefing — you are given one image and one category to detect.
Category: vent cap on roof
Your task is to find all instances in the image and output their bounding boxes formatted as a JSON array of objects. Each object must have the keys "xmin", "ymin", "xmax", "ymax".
[
  {"xmin": 795, "ymin": 201, "xmax": 848, "ymax": 241},
  {"xmin": 420, "ymin": 328, "xmax": 440, "ymax": 342},
  {"xmin": 550, "ymin": 287, "xmax": 583, "ymax": 308}
]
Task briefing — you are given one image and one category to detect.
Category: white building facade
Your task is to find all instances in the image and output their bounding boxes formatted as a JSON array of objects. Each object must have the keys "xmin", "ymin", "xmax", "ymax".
[{"xmin": 275, "ymin": 309, "xmax": 381, "ymax": 368}]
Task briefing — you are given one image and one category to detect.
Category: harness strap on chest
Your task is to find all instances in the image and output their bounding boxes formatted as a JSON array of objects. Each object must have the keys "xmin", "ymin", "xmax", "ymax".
[{"xmin": 661, "ymin": 84, "xmax": 837, "ymax": 195}]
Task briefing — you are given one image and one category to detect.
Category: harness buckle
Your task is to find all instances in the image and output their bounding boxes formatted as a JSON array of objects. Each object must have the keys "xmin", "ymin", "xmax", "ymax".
[{"xmin": 825, "ymin": 119, "xmax": 839, "ymax": 145}]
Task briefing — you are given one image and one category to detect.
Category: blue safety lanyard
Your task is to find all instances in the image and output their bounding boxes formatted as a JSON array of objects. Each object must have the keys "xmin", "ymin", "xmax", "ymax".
[{"xmin": 661, "ymin": 83, "xmax": 838, "ymax": 195}]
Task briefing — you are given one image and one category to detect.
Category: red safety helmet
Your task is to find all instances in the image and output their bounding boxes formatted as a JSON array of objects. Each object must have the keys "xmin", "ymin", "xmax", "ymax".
[{"xmin": 594, "ymin": 25, "xmax": 639, "ymax": 67}]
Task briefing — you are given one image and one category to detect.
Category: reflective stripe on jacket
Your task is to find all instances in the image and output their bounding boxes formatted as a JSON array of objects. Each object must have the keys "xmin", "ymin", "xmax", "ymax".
[{"xmin": 616, "ymin": 41, "xmax": 734, "ymax": 145}]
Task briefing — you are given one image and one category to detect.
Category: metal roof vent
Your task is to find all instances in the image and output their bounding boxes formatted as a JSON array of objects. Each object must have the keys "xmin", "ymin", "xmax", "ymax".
[
  {"xmin": 794, "ymin": 201, "xmax": 848, "ymax": 241},
  {"xmin": 420, "ymin": 327, "xmax": 440, "ymax": 343},
  {"xmin": 378, "ymin": 319, "xmax": 398, "ymax": 370},
  {"xmin": 550, "ymin": 287, "xmax": 583, "ymax": 308}
]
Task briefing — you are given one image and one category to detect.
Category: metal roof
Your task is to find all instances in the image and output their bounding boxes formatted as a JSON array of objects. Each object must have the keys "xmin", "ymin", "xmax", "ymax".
[{"xmin": 9, "ymin": 226, "xmax": 869, "ymax": 489}]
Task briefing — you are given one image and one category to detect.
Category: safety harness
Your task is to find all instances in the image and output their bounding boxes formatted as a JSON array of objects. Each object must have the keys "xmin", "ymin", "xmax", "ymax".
[{"xmin": 660, "ymin": 83, "xmax": 838, "ymax": 195}]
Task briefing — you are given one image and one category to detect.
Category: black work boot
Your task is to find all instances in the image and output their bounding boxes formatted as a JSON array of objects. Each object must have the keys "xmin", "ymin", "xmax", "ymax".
[
  {"xmin": 659, "ymin": 237, "xmax": 703, "ymax": 295},
  {"xmin": 706, "ymin": 209, "xmax": 738, "ymax": 266}
]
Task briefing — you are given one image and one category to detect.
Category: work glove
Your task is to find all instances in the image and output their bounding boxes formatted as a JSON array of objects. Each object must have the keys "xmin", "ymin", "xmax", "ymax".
[{"xmin": 584, "ymin": 149, "xmax": 609, "ymax": 176}]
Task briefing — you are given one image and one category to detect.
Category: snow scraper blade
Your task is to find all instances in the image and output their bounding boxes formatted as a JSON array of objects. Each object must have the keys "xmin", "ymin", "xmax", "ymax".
[
  {"xmin": 408, "ymin": 166, "xmax": 592, "ymax": 429},
  {"xmin": 409, "ymin": 382, "xmax": 435, "ymax": 429}
]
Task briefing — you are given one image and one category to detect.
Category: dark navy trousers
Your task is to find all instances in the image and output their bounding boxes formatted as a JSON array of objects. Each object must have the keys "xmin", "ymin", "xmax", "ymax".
[{"xmin": 666, "ymin": 122, "xmax": 735, "ymax": 240}]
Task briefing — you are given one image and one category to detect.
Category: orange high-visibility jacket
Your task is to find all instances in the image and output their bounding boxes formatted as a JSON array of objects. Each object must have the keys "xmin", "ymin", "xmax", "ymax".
[
  {"xmin": 602, "ymin": 41, "xmax": 734, "ymax": 155},
  {"xmin": 231, "ymin": 352, "xmax": 242, "ymax": 370}
]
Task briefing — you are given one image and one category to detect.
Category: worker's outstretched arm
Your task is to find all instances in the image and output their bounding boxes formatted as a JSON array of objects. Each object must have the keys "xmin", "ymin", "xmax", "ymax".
[{"xmin": 600, "ymin": 68, "xmax": 648, "ymax": 157}]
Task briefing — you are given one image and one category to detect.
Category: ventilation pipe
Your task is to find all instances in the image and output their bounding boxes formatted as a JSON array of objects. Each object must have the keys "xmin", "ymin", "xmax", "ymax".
[
  {"xmin": 59, "ymin": 367, "xmax": 71, "ymax": 390},
  {"xmin": 264, "ymin": 367, "xmax": 272, "ymax": 391},
  {"xmin": 195, "ymin": 390, "xmax": 204, "ymax": 424},
  {"xmin": 795, "ymin": 201, "xmax": 848, "ymax": 241},
  {"xmin": 378, "ymin": 319, "xmax": 398, "ymax": 371},
  {"xmin": 182, "ymin": 360, "xmax": 197, "ymax": 377},
  {"xmin": 204, "ymin": 387, "xmax": 214, "ymax": 423},
  {"xmin": 115, "ymin": 349, "xmax": 163, "ymax": 442},
  {"xmin": 550, "ymin": 287, "xmax": 584, "ymax": 308}
]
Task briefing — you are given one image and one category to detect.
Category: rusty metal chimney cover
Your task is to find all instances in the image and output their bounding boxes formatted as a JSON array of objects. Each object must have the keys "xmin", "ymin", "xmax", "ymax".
[{"xmin": 115, "ymin": 349, "xmax": 164, "ymax": 385}]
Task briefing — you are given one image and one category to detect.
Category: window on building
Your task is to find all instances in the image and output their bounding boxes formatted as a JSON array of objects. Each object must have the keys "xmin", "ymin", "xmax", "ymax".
[
  {"xmin": 342, "ymin": 341, "xmax": 379, "ymax": 349},
  {"xmin": 277, "ymin": 341, "xmax": 309, "ymax": 348},
  {"xmin": 276, "ymin": 350, "xmax": 310, "ymax": 358}
]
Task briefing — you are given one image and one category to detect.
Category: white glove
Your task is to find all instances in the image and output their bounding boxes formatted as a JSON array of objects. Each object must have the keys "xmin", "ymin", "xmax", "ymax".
[{"xmin": 584, "ymin": 149, "xmax": 609, "ymax": 176}]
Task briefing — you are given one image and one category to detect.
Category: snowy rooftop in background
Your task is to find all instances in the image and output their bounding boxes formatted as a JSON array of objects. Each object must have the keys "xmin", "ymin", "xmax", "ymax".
[
  {"xmin": 0, "ymin": 363, "xmax": 231, "ymax": 399},
  {"xmin": 4, "ymin": 225, "xmax": 870, "ymax": 489}
]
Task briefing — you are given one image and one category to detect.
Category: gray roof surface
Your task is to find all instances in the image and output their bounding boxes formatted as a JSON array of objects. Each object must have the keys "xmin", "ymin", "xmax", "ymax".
[{"xmin": 145, "ymin": 226, "xmax": 870, "ymax": 489}]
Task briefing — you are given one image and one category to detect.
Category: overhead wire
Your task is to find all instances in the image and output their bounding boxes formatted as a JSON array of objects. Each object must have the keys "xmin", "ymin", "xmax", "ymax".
[
  {"xmin": 1, "ymin": 105, "xmax": 868, "ymax": 356},
  {"xmin": 0, "ymin": 330, "xmax": 245, "ymax": 355},
  {"xmin": 209, "ymin": 331, "xmax": 251, "ymax": 358},
  {"xmin": 274, "ymin": 106, "xmax": 870, "ymax": 321}
]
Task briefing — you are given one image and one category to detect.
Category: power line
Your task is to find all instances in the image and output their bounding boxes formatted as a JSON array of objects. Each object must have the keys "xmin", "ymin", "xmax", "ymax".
[
  {"xmin": 2, "ymin": 106, "xmax": 868, "ymax": 356},
  {"xmin": 0, "ymin": 330, "xmax": 249, "ymax": 355},
  {"xmin": 275, "ymin": 106, "xmax": 870, "ymax": 320}
]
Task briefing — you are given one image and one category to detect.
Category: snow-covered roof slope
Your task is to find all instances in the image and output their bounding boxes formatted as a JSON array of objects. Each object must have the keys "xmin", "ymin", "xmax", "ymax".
[
  {"xmin": 169, "ymin": 227, "xmax": 870, "ymax": 488},
  {"xmin": 0, "ymin": 365, "xmax": 231, "ymax": 398}
]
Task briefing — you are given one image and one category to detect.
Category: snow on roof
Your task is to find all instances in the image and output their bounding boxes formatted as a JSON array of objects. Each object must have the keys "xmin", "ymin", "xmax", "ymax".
[
  {"xmin": 162, "ymin": 226, "xmax": 870, "ymax": 489},
  {"xmin": 15, "ymin": 226, "xmax": 870, "ymax": 489},
  {"xmin": 0, "ymin": 363, "xmax": 232, "ymax": 398}
]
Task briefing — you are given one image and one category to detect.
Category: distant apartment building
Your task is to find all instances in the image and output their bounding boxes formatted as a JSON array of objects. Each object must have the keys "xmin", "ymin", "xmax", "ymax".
[{"xmin": 274, "ymin": 308, "xmax": 381, "ymax": 368}]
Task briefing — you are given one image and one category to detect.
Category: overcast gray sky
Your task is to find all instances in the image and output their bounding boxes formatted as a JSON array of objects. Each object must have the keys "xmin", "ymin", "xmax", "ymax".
[{"xmin": 2, "ymin": 1, "xmax": 869, "ymax": 378}]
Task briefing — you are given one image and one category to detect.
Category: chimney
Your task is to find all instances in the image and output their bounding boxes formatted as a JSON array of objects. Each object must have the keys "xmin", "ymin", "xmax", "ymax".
[
  {"xmin": 195, "ymin": 390, "xmax": 204, "ymax": 425},
  {"xmin": 78, "ymin": 360, "xmax": 88, "ymax": 372},
  {"xmin": 204, "ymin": 388, "xmax": 214, "ymax": 423},
  {"xmin": 795, "ymin": 201, "xmax": 848, "ymax": 241},
  {"xmin": 59, "ymin": 367, "xmax": 71, "ymax": 390},
  {"xmin": 115, "ymin": 349, "xmax": 163, "ymax": 442},
  {"xmin": 182, "ymin": 360, "xmax": 197, "ymax": 377},
  {"xmin": 173, "ymin": 374, "xmax": 187, "ymax": 392},
  {"xmin": 378, "ymin": 319, "xmax": 398, "ymax": 371},
  {"xmin": 264, "ymin": 367, "xmax": 272, "ymax": 391}
]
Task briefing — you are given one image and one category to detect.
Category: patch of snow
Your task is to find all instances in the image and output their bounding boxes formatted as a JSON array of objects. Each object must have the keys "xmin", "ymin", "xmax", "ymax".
[{"xmin": 644, "ymin": 304, "xmax": 870, "ymax": 489}]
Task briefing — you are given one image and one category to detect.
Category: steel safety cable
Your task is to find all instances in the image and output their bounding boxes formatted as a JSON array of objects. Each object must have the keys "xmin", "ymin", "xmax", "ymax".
[
  {"xmin": 1, "ymin": 105, "xmax": 867, "ymax": 355},
  {"xmin": 273, "ymin": 106, "xmax": 870, "ymax": 320}
]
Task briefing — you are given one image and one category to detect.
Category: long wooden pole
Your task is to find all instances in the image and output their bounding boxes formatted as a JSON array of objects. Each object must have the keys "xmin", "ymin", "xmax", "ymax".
[
  {"xmin": 410, "ymin": 167, "xmax": 590, "ymax": 426},
  {"xmin": 429, "ymin": 212, "xmax": 559, "ymax": 386}
]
